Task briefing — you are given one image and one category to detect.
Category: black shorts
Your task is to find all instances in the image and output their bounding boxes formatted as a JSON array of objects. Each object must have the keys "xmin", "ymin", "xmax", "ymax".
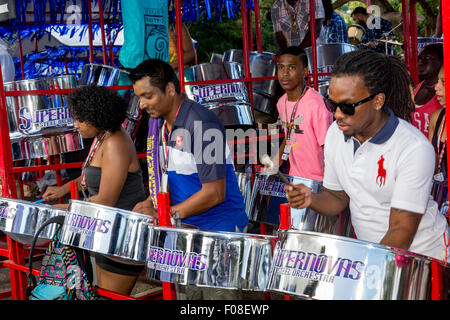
[{"xmin": 94, "ymin": 253, "xmax": 145, "ymax": 277}]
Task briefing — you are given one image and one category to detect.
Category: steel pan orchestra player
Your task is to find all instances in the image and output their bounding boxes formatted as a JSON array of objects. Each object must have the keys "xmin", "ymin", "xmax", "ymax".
[
  {"xmin": 42, "ymin": 84, "xmax": 148, "ymax": 296},
  {"xmin": 285, "ymin": 50, "xmax": 450, "ymax": 262},
  {"xmin": 129, "ymin": 58, "xmax": 249, "ymax": 299}
]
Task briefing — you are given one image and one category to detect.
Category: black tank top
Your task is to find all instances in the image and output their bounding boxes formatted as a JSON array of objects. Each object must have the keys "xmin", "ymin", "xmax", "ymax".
[
  {"xmin": 431, "ymin": 108, "xmax": 447, "ymax": 174},
  {"xmin": 85, "ymin": 165, "xmax": 147, "ymax": 211}
]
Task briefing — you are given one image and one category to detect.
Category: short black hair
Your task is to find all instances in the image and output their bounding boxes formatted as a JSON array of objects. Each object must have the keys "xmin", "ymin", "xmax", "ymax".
[
  {"xmin": 279, "ymin": 46, "xmax": 309, "ymax": 69},
  {"xmin": 332, "ymin": 50, "xmax": 415, "ymax": 122},
  {"xmin": 127, "ymin": 58, "xmax": 181, "ymax": 94},
  {"xmin": 351, "ymin": 7, "xmax": 368, "ymax": 16},
  {"xmin": 67, "ymin": 83, "xmax": 127, "ymax": 132}
]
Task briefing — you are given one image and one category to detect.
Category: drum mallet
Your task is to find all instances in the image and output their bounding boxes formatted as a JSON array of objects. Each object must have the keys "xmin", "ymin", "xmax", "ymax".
[{"xmin": 261, "ymin": 154, "xmax": 291, "ymax": 185}]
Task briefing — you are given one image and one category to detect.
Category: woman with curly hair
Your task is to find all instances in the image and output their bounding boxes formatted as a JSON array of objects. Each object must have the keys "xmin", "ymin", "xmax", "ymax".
[{"xmin": 42, "ymin": 83, "xmax": 147, "ymax": 295}]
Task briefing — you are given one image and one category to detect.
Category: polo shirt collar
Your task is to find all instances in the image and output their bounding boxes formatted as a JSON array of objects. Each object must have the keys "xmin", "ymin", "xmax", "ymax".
[
  {"xmin": 343, "ymin": 108, "xmax": 399, "ymax": 144},
  {"xmin": 172, "ymin": 95, "xmax": 189, "ymax": 129}
]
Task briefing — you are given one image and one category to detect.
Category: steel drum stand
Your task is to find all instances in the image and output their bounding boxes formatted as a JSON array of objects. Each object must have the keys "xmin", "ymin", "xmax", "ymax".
[{"xmin": 156, "ymin": 192, "xmax": 178, "ymax": 300}]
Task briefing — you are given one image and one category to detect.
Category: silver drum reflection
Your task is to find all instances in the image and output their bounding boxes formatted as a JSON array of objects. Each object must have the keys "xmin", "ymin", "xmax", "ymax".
[
  {"xmin": 268, "ymin": 230, "xmax": 444, "ymax": 300},
  {"xmin": 249, "ymin": 173, "xmax": 352, "ymax": 236},
  {"xmin": 146, "ymin": 226, "xmax": 276, "ymax": 291},
  {"xmin": 10, "ymin": 130, "xmax": 84, "ymax": 161},
  {"xmin": 4, "ymin": 75, "xmax": 77, "ymax": 139},
  {"xmin": 60, "ymin": 200, "xmax": 155, "ymax": 264},
  {"xmin": 184, "ymin": 62, "xmax": 254, "ymax": 127},
  {"xmin": 0, "ymin": 197, "xmax": 65, "ymax": 244}
]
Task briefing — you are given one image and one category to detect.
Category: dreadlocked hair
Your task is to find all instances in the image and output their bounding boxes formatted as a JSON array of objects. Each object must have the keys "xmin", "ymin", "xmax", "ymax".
[{"xmin": 331, "ymin": 50, "xmax": 415, "ymax": 122}]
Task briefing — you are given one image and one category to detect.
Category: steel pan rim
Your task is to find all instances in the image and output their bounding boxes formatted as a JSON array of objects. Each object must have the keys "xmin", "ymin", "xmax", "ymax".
[
  {"xmin": 68, "ymin": 199, "xmax": 154, "ymax": 222},
  {"xmin": 3, "ymin": 78, "xmax": 48, "ymax": 89},
  {"xmin": 0, "ymin": 196, "xmax": 66, "ymax": 214},
  {"xmin": 279, "ymin": 229, "xmax": 434, "ymax": 262},
  {"xmin": 152, "ymin": 225, "xmax": 277, "ymax": 242},
  {"xmin": 83, "ymin": 63, "xmax": 130, "ymax": 74}
]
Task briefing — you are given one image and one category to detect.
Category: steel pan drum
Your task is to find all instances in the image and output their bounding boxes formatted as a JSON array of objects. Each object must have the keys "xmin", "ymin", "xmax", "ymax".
[
  {"xmin": 249, "ymin": 173, "xmax": 353, "ymax": 237},
  {"xmin": 268, "ymin": 230, "xmax": 445, "ymax": 300},
  {"xmin": 305, "ymin": 43, "xmax": 357, "ymax": 82},
  {"xmin": 11, "ymin": 130, "xmax": 83, "ymax": 161},
  {"xmin": 184, "ymin": 62, "xmax": 254, "ymax": 126},
  {"xmin": 146, "ymin": 226, "xmax": 276, "ymax": 290},
  {"xmin": 0, "ymin": 197, "xmax": 66, "ymax": 244},
  {"xmin": 60, "ymin": 200, "xmax": 155, "ymax": 264},
  {"xmin": 223, "ymin": 49, "xmax": 278, "ymax": 121},
  {"xmin": 347, "ymin": 24, "xmax": 365, "ymax": 45},
  {"xmin": 235, "ymin": 172, "xmax": 253, "ymax": 217},
  {"xmin": 4, "ymin": 76, "xmax": 77, "ymax": 139}
]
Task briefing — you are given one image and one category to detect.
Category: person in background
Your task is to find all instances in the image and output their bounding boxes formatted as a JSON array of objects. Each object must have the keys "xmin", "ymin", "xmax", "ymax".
[
  {"xmin": 351, "ymin": 6, "xmax": 396, "ymax": 54},
  {"xmin": 412, "ymin": 43, "xmax": 443, "ymax": 136},
  {"xmin": 42, "ymin": 84, "xmax": 147, "ymax": 296},
  {"xmin": 428, "ymin": 65, "xmax": 447, "ymax": 207},
  {"xmin": 271, "ymin": 46, "xmax": 333, "ymax": 181},
  {"xmin": 168, "ymin": 22, "xmax": 196, "ymax": 72},
  {"xmin": 271, "ymin": 0, "xmax": 325, "ymax": 53},
  {"xmin": 285, "ymin": 50, "xmax": 448, "ymax": 261},
  {"xmin": 321, "ymin": 0, "xmax": 349, "ymax": 44},
  {"xmin": 0, "ymin": 39, "xmax": 15, "ymax": 82}
]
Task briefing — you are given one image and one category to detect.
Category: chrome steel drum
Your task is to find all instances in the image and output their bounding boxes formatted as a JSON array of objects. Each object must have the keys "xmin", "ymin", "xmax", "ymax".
[
  {"xmin": 184, "ymin": 62, "xmax": 254, "ymax": 126},
  {"xmin": 210, "ymin": 53, "xmax": 224, "ymax": 64},
  {"xmin": 235, "ymin": 171, "xmax": 253, "ymax": 217},
  {"xmin": 305, "ymin": 43, "xmax": 357, "ymax": 82},
  {"xmin": 249, "ymin": 173, "xmax": 353, "ymax": 236},
  {"xmin": 347, "ymin": 24, "xmax": 365, "ymax": 45},
  {"xmin": 146, "ymin": 226, "xmax": 276, "ymax": 290},
  {"xmin": 223, "ymin": 49, "xmax": 278, "ymax": 121},
  {"xmin": 0, "ymin": 197, "xmax": 66, "ymax": 244},
  {"xmin": 268, "ymin": 230, "xmax": 446, "ymax": 300},
  {"xmin": 417, "ymin": 37, "xmax": 443, "ymax": 53},
  {"xmin": 4, "ymin": 75, "xmax": 77, "ymax": 139},
  {"xmin": 60, "ymin": 200, "xmax": 155, "ymax": 264},
  {"xmin": 79, "ymin": 64, "xmax": 141, "ymax": 121},
  {"xmin": 11, "ymin": 130, "xmax": 84, "ymax": 161}
]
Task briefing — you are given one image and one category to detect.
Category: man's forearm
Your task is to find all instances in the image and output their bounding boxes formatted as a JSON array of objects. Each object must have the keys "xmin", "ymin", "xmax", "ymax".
[{"xmin": 309, "ymin": 188, "xmax": 349, "ymax": 217}]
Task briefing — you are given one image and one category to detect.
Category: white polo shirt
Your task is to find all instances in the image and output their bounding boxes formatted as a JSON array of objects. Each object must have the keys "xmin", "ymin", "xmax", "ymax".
[{"xmin": 323, "ymin": 110, "xmax": 449, "ymax": 261}]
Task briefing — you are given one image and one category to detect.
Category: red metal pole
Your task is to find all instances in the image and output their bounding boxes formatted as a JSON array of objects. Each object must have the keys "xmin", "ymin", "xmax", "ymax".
[
  {"xmin": 157, "ymin": 192, "xmax": 177, "ymax": 300},
  {"xmin": 443, "ymin": 0, "xmax": 450, "ymax": 208},
  {"xmin": 97, "ymin": 0, "xmax": 109, "ymax": 65},
  {"xmin": 409, "ymin": 0, "xmax": 419, "ymax": 84},
  {"xmin": 0, "ymin": 65, "xmax": 17, "ymax": 199},
  {"xmin": 254, "ymin": 0, "xmax": 263, "ymax": 53},
  {"xmin": 401, "ymin": 0, "xmax": 411, "ymax": 73},
  {"xmin": 87, "ymin": 0, "xmax": 95, "ymax": 64},
  {"xmin": 241, "ymin": 0, "xmax": 254, "ymax": 115},
  {"xmin": 70, "ymin": 180, "xmax": 79, "ymax": 200},
  {"xmin": 247, "ymin": 9, "xmax": 254, "ymax": 52},
  {"xmin": 174, "ymin": 0, "xmax": 185, "ymax": 93},
  {"xmin": 309, "ymin": 0, "xmax": 318, "ymax": 91}
]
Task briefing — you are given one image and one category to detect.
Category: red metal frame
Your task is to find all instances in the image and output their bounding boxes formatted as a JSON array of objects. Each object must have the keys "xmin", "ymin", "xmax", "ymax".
[{"xmin": 0, "ymin": 0, "xmax": 447, "ymax": 301}]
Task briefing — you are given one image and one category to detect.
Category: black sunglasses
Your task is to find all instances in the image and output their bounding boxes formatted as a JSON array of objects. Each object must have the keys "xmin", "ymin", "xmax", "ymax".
[{"xmin": 323, "ymin": 93, "xmax": 378, "ymax": 116}]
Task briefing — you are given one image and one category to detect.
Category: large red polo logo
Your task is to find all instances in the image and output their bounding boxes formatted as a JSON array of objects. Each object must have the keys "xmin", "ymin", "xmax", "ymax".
[{"xmin": 376, "ymin": 155, "xmax": 386, "ymax": 187}]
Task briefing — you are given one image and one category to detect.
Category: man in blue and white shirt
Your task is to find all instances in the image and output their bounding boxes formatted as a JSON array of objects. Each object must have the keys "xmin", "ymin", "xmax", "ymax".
[{"xmin": 129, "ymin": 58, "xmax": 249, "ymax": 233}]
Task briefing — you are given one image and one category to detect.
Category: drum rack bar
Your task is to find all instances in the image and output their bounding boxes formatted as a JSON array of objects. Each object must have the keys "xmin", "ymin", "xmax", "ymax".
[
  {"xmin": 308, "ymin": 0, "xmax": 319, "ymax": 91},
  {"xmin": 157, "ymin": 192, "xmax": 177, "ymax": 300}
]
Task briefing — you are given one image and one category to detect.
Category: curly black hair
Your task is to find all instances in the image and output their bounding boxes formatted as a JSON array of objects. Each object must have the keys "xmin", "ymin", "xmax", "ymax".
[
  {"xmin": 332, "ymin": 50, "xmax": 415, "ymax": 122},
  {"xmin": 67, "ymin": 83, "xmax": 127, "ymax": 132}
]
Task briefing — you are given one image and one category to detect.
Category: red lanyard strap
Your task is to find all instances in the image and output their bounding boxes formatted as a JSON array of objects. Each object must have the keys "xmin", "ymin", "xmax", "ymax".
[
  {"xmin": 437, "ymin": 113, "xmax": 447, "ymax": 171},
  {"xmin": 284, "ymin": 86, "xmax": 308, "ymax": 142},
  {"xmin": 81, "ymin": 131, "xmax": 108, "ymax": 188}
]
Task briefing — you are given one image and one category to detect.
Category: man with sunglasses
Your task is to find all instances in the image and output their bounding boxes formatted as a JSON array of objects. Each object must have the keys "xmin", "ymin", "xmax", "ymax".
[
  {"xmin": 286, "ymin": 50, "xmax": 448, "ymax": 261},
  {"xmin": 273, "ymin": 46, "xmax": 333, "ymax": 181}
]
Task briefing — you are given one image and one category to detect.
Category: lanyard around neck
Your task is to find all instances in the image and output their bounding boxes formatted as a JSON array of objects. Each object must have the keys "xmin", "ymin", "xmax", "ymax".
[
  {"xmin": 161, "ymin": 100, "xmax": 184, "ymax": 172},
  {"xmin": 284, "ymin": 85, "xmax": 308, "ymax": 141},
  {"xmin": 81, "ymin": 131, "xmax": 109, "ymax": 188},
  {"xmin": 437, "ymin": 112, "xmax": 447, "ymax": 171}
]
